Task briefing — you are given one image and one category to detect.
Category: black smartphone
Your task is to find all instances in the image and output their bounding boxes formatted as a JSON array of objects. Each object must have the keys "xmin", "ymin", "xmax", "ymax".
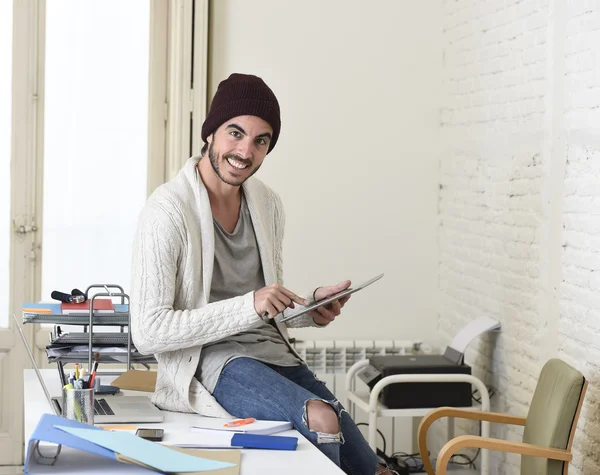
[{"xmin": 135, "ymin": 428, "xmax": 164, "ymax": 441}]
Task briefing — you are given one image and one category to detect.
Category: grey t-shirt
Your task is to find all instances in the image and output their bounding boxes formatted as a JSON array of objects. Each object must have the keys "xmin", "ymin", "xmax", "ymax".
[{"xmin": 196, "ymin": 193, "xmax": 302, "ymax": 393}]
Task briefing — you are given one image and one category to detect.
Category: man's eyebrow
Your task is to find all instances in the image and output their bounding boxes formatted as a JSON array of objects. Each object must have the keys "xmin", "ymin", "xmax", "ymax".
[
  {"xmin": 256, "ymin": 132, "xmax": 272, "ymax": 140},
  {"xmin": 226, "ymin": 123, "xmax": 246, "ymax": 135},
  {"xmin": 226, "ymin": 123, "xmax": 272, "ymax": 141}
]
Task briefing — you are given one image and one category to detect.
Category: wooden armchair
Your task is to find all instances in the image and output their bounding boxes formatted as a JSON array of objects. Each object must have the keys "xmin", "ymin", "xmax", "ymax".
[{"xmin": 418, "ymin": 358, "xmax": 587, "ymax": 475}]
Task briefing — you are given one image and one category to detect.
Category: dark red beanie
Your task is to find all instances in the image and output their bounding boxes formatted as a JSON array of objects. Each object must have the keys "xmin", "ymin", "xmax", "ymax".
[{"xmin": 201, "ymin": 73, "xmax": 281, "ymax": 154}]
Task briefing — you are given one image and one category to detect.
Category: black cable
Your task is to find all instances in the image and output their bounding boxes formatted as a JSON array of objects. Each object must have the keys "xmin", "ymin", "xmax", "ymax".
[
  {"xmin": 472, "ymin": 386, "xmax": 497, "ymax": 404},
  {"xmin": 391, "ymin": 451, "xmax": 425, "ymax": 473},
  {"xmin": 357, "ymin": 384, "xmax": 496, "ymax": 471},
  {"xmin": 356, "ymin": 422, "xmax": 386, "ymax": 455},
  {"xmin": 449, "ymin": 453, "xmax": 477, "ymax": 467}
]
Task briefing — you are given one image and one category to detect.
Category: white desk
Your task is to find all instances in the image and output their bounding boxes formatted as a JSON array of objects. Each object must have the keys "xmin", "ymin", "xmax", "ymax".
[{"xmin": 24, "ymin": 369, "xmax": 344, "ymax": 475}]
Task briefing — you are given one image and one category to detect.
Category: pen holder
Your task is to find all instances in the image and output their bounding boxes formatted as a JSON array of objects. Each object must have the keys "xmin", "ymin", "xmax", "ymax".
[{"xmin": 62, "ymin": 388, "xmax": 95, "ymax": 425}]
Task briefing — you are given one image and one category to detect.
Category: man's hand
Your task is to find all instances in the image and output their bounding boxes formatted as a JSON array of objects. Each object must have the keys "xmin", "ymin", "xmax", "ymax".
[
  {"xmin": 254, "ymin": 283, "xmax": 308, "ymax": 319},
  {"xmin": 310, "ymin": 280, "xmax": 352, "ymax": 326}
]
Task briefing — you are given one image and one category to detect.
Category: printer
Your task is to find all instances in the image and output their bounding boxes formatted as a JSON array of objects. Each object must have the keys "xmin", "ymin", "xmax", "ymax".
[
  {"xmin": 358, "ymin": 347, "xmax": 472, "ymax": 409},
  {"xmin": 357, "ymin": 316, "xmax": 501, "ymax": 409}
]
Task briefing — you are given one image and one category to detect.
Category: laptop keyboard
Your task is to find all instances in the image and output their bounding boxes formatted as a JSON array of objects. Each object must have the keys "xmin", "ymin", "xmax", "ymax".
[{"xmin": 94, "ymin": 398, "xmax": 115, "ymax": 416}]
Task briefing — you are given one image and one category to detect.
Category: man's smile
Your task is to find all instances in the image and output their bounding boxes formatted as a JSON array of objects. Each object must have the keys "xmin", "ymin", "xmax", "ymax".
[{"xmin": 226, "ymin": 157, "xmax": 250, "ymax": 170}]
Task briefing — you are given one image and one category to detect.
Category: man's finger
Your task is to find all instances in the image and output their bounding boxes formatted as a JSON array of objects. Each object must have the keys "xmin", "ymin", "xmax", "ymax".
[
  {"xmin": 280, "ymin": 287, "xmax": 308, "ymax": 306},
  {"xmin": 334, "ymin": 280, "xmax": 351, "ymax": 291},
  {"xmin": 317, "ymin": 306, "xmax": 336, "ymax": 321},
  {"xmin": 270, "ymin": 297, "xmax": 287, "ymax": 314},
  {"xmin": 265, "ymin": 303, "xmax": 278, "ymax": 318},
  {"xmin": 274, "ymin": 292, "xmax": 293, "ymax": 308},
  {"xmin": 330, "ymin": 300, "xmax": 342, "ymax": 315}
]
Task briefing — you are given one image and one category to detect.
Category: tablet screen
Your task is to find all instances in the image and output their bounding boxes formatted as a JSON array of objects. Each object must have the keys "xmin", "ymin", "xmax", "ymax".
[{"xmin": 278, "ymin": 273, "xmax": 384, "ymax": 323}]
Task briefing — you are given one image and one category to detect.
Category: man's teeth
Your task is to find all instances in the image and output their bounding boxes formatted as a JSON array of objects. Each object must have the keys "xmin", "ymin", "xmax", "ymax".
[{"xmin": 227, "ymin": 158, "xmax": 248, "ymax": 169}]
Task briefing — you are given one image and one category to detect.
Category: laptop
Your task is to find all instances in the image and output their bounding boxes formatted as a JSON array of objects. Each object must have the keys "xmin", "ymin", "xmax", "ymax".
[{"xmin": 13, "ymin": 313, "xmax": 164, "ymax": 423}]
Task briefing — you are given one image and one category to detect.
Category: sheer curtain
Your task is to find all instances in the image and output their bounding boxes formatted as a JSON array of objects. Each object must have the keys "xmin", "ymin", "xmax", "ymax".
[{"xmin": 41, "ymin": 1, "xmax": 150, "ymax": 301}]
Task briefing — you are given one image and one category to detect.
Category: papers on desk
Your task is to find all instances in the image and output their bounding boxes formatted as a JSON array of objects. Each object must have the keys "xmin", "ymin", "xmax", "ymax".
[
  {"xmin": 46, "ymin": 346, "xmax": 128, "ymax": 357},
  {"xmin": 192, "ymin": 419, "xmax": 292, "ymax": 435},
  {"xmin": 25, "ymin": 413, "xmax": 236, "ymax": 474},
  {"xmin": 22, "ymin": 302, "xmax": 129, "ymax": 317},
  {"xmin": 165, "ymin": 429, "xmax": 237, "ymax": 448},
  {"xmin": 57, "ymin": 426, "xmax": 233, "ymax": 472},
  {"xmin": 164, "ymin": 428, "xmax": 298, "ymax": 451},
  {"xmin": 46, "ymin": 346, "xmax": 130, "ymax": 364},
  {"xmin": 22, "ymin": 302, "xmax": 62, "ymax": 315}
]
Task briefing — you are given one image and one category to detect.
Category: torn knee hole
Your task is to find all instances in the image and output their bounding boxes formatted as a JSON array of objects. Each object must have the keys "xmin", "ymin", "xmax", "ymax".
[{"xmin": 304, "ymin": 399, "xmax": 341, "ymax": 436}]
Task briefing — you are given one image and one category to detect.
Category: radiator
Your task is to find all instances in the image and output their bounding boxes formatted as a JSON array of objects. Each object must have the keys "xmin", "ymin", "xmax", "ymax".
[{"xmin": 291, "ymin": 339, "xmax": 430, "ymax": 455}]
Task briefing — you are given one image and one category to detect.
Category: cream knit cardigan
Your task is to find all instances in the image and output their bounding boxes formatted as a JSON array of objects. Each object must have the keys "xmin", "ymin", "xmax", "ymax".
[{"xmin": 131, "ymin": 157, "xmax": 319, "ymax": 417}]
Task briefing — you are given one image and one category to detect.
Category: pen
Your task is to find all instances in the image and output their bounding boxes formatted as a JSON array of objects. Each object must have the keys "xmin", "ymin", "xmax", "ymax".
[
  {"xmin": 89, "ymin": 353, "xmax": 99, "ymax": 389},
  {"xmin": 92, "ymin": 353, "xmax": 99, "ymax": 373},
  {"xmin": 224, "ymin": 417, "xmax": 255, "ymax": 427},
  {"xmin": 74, "ymin": 362, "xmax": 79, "ymax": 380}
]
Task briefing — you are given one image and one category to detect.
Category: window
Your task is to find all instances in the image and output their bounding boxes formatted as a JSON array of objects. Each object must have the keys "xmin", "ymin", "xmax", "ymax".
[{"xmin": 41, "ymin": 1, "xmax": 150, "ymax": 299}]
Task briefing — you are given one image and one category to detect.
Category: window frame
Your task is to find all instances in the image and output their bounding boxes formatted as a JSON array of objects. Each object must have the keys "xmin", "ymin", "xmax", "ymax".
[{"xmin": 17, "ymin": 0, "xmax": 209, "ymax": 350}]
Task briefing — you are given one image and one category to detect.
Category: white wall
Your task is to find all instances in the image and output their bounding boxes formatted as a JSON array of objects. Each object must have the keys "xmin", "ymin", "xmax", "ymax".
[
  {"xmin": 559, "ymin": 2, "xmax": 600, "ymax": 472},
  {"xmin": 437, "ymin": 0, "xmax": 600, "ymax": 473},
  {"xmin": 436, "ymin": 1, "xmax": 551, "ymax": 471},
  {"xmin": 209, "ymin": 0, "xmax": 442, "ymax": 341}
]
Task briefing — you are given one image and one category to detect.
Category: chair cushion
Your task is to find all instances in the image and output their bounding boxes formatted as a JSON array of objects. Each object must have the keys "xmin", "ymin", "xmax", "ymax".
[{"xmin": 521, "ymin": 358, "xmax": 584, "ymax": 475}]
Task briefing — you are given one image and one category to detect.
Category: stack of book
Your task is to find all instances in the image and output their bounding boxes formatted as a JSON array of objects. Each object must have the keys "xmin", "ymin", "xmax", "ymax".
[{"xmin": 61, "ymin": 298, "xmax": 114, "ymax": 315}]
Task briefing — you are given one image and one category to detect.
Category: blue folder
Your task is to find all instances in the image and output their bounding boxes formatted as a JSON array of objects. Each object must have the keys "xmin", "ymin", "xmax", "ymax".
[
  {"xmin": 25, "ymin": 413, "xmax": 235, "ymax": 474},
  {"xmin": 231, "ymin": 433, "xmax": 298, "ymax": 450}
]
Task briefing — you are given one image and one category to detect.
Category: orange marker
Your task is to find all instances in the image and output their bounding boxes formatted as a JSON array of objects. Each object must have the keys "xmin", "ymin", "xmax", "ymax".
[{"xmin": 224, "ymin": 417, "xmax": 255, "ymax": 428}]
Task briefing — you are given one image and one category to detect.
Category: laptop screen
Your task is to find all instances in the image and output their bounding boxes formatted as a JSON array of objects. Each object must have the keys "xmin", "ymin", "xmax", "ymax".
[{"xmin": 11, "ymin": 313, "xmax": 60, "ymax": 415}]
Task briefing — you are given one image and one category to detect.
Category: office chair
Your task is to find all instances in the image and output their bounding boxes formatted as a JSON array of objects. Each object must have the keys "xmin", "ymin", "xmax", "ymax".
[{"xmin": 418, "ymin": 358, "xmax": 587, "ymax": 475}]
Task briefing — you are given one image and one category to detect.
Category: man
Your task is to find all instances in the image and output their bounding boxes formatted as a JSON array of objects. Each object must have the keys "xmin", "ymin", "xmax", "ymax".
[{"xmin": 131, "ymin": 73, "xmax": 396, "ymax": 474}]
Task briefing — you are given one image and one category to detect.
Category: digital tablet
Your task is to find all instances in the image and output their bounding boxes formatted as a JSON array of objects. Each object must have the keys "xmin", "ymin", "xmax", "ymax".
[{"xmin": 278, "ymin": 273, "xmax": 384, "ymax": 323}]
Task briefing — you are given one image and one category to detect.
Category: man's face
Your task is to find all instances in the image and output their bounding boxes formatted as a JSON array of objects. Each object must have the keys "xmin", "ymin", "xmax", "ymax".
[{"xmin": 207, "ymin": 115, "xmax": 273, "ymax": 187}]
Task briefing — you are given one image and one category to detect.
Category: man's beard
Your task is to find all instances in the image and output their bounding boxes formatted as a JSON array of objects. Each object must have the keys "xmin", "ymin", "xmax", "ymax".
[{"xmin": 208, "ymin": 140, "xmax": 261, "ymax": 186}]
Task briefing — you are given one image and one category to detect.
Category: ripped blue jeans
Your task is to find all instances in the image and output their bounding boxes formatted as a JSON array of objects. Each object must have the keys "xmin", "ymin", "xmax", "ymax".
[{"xmin": 213, "ymin": 357, "xmax": 378, "ymax": 474}]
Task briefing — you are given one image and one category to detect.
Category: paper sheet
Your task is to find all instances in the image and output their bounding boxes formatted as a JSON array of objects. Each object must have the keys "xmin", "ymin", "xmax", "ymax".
[
  {"xmin": 163, "ymin": 429, "xmax": 236, "ymax": 448},
  {"xmin": 111, "ymin": 370, "xmax": 157, "ymax": 392},
  {"xmin": 99, "ymin": 424, "xmax": 138, "ymax": 434},
  {"xmin": 449, "ymin": 316, "xmax": 501, "ymax": 354},
  {"xmin": 55, "ymin": 425, "xmax": 235, "ymax": 472},
  {"xmin": 46, "ymin": 346, "xmax": 127, "ymax": 358},
  {"xmin": 118, "ymin": 448, "xmax": 241, "ymax": 475},
  {"xmin": 192, "ymin": 419, "xmax": 292, "ymax": 435}
]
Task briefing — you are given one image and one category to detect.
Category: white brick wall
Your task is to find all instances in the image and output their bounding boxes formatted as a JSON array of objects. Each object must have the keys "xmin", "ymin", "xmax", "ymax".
[
  {"xmin": 438, "ymin": 0, "xmax": 600, "ymax": 473},
  {"xmin": 559, "ymin": 3, "xmax": 600, "ymax": 472},
  {"xmin": 437, "ymin": 0, "xmax": 600, "ymax": 474}
]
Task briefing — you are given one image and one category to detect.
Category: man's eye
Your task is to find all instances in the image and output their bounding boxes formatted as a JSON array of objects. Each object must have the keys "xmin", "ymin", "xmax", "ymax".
[
  {"xmin": 229, "ymin": 131, "xmax": 241, "ymax": 138},
  {"xmin": 256, "ymin": 138, "xmax": 266, "ymax": 146}
]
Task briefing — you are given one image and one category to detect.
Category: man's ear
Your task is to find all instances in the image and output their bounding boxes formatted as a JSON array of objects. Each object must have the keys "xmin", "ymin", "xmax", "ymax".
[{"xmin": 207, "ymin": 133, "xmax": 213, "ymax": 144}]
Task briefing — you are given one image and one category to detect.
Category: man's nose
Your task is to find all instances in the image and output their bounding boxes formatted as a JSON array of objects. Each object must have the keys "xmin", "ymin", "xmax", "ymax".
[{"xmin": 236, "ymin": 138, "xmax": 253, "ymax": 159}]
